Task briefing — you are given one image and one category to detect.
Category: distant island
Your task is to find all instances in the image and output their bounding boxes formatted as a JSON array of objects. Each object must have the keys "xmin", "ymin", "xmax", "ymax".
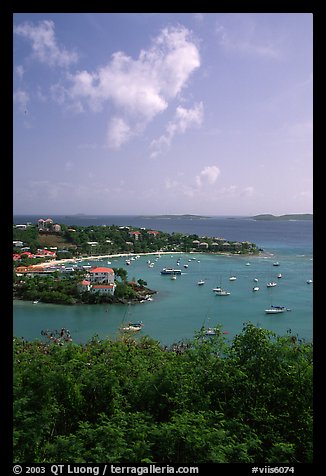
[
  {"xmin": 251, "ymin": 214, "xmax": 313, "ymax": 221},
  {"xmin": 139, "ymin": 214, "xmax": 211, "ymax": 220}
]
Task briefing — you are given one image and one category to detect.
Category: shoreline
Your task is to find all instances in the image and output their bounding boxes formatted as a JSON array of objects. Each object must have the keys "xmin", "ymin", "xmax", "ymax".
[{"xmin": 40, "ymin": 250, "xmax": 268, "ymax": 268}]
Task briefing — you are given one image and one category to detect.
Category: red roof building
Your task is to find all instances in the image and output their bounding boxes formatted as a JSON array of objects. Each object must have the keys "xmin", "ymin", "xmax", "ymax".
[{"xmin": 89, "ymin": 267, "xmax": 115, "ymax": 284}]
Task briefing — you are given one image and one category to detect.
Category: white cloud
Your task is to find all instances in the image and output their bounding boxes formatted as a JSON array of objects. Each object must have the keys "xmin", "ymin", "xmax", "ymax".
[
  {"xmin": 195, "ymin": 165, "xmax": 220, "ymax": 188},
  {"xmin": 15, "ymin": 65, "xmax": 25, "ymax": 79},
  {"xmin": 13, "ymin": 89, "xmax": 29, "ymax": 112},
  {"xmin": 150, "ymin": 102, "xmax": 203, "ymax": 157},
  {"xmin": 106, "ymin": 117, "xmax": 132, "ymax": 149},
  {"xmin": 215, "ymin": 21, "xmax": 281, "ymax": 59},
  {"xmin": 14, "ymin": 20, "xmax": 78, "ymax": 67},
  {"xmin": 67, "ymin": 25, "xmax": 200, "ymax": 148}
]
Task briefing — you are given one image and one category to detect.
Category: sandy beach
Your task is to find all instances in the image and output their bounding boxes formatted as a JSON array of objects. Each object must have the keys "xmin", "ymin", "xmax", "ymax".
[
  {"xmin": 39, "ymin": 249, "xmax": 267, "ymax": 269},
  {"xmin": 40, "ymin": 251, "xmax": 181, "ymax": 268}
]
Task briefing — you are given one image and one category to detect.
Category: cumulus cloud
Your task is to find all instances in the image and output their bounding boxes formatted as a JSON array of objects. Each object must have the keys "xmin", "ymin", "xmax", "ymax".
[
  {"xmin": 150, "ymin": 102, "xmax": 203, "ymax": 157},
  {"xmin": 67, "ymin": 25, "xmax": 200, "ymax": 148},
  {"xmin": 106, "ymin": 117, "xmax": 132, "ymax": 149},
  {"xmin": 14, "ymin": 20, "xmax": 78, "ymax": 67},
  {"xmin": 196, "ymin": 165, "xmax": 220, "ymax": 188}
]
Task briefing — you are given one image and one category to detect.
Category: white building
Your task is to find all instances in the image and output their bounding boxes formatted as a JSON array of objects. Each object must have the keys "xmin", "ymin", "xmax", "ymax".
[{"xmin": 89, "ymin": 267, "xmax": 115, "ymax": 284}]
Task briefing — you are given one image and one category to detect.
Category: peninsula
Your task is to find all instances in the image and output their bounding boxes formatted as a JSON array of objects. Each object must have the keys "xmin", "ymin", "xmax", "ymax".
[
  {"xmin": 138, "ymin": 214, "xmax": 210, "ymax": 219},
  {"xmin": 251, "ymin": 214, "xmax": 313, "ymax": 221}
]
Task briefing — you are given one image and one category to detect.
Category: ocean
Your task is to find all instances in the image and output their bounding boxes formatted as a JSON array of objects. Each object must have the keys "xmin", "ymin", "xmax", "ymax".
[{"xmin": 13, "ymin": 215, "xmax": 313, "ymax": 345}]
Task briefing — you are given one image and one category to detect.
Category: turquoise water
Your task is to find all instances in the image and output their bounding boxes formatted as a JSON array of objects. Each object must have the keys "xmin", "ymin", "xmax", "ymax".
[{"xmin": 13, "ymin": 248, "xmax": 313, "ymax": 345}]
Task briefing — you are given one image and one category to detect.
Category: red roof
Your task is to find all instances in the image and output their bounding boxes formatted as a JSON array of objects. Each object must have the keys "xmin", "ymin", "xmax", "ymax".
[
  {"xmin": 92, "ymin": 284, "xmax": 115, "ymax": 289},
  {"xmin": 89, "ymin": 267, "xmax": 114, "ymax": 273}
]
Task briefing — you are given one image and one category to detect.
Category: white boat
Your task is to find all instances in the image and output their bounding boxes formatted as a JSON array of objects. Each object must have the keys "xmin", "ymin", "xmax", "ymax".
[
  {"xmin": 253, "ymin": 278, "xmax": 259, "ymax": 282},
  {"xmin": 265, "ymin": 305, "xmax": 291, "ymax": 314},
  {"xmin": 171, "ymin": 274, "xmax": 177, "ymax": 280},
  {"xmin": 161, "ymin": 268, "xmax": 182, "ymax": 275},
  {"xmin": 265, "ymin": 308, "xmax": 285, "ymax": 314},
  {"xmin": 197, "ymin": 279, "xmax": 205, "ymax": 285},
  {"xmin": 277, "ymin": 273, "xmax": 282, "ymax": 279},
  {"xmin": 253, "ymin": 286, "xmax": 260, "ymax": 292},
  {"xmin": 184, "ymin": 264, "xmax": 189, "ymax": 268},
  {"xmin": 205, "ymin": 327, "xmax": 217, "ymax": 336},
  {"xmin": 120, "ymin": 321, "xmax": 144, "ymax": 332},
  {"xmin": 273, "ymin": 262, "xmax": 280, "ymax": 266},
  {"xmin": 215, "ymin": 289, "xmax": 230, "ymax": 296},
  {"xmin": 212, "ymin": 286, "xmax": 222, "ymax": 292},
  {"xmin": 266, "ymin": 282, "xmax": 277, "ymax": 287},
  {"xmin": 306, "ymin": 279, "xmax": 313, "ymax": 284},
  {"xmin": 229, "ymin": 276, "xmax": 237, "ymax": 281},
  {"xmin": 245, "ymin": 262, "xmax": 250, "ymax": 266},
  {"xmin": 33, "ymin": 300, "xmax": 39, "ymax": 304}
]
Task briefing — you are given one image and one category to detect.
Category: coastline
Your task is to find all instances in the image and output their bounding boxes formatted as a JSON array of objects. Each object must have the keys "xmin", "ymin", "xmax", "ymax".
[{"xmin": 40, "ymin": 249, "xmax": 267, "ymax": 268}]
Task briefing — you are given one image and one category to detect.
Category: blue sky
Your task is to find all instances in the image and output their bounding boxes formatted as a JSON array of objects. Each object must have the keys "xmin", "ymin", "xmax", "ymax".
[{"xmin": 13, "ymin": 13, "xmax": 313, "ymax": 216}]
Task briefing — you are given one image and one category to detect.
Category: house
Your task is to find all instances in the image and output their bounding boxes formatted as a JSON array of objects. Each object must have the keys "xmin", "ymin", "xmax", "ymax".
[
  {"xmin": 147, "ymin": 230, "xmax": 160, "ymax": 237},
  {"xmin": 13, "ymin": 240, "xmax": 24, "ymax": 247},
  {"xmin": 90, "ymin": 284, "xmax": 116, "ymax": 296},
  {"xmin": 38, "ymin": 218, "xmax": 61, "ymax": 233},
  {"xmin": 199, "ymin": 242, "xmax": 209, "ymax": 249},
  {"xmin": 89, "ymin": 267, "xmax": 115, "ymax": 284},
  {"xmin": 77, "ymin": 280, "xmax": 91, "ymax": 292},
  {"xmin": 129, "ymin": 231, "xmax": 142, "ymax": 240}
]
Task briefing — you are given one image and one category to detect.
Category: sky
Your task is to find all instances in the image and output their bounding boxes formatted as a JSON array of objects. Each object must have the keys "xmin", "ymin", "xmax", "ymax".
[{"xmin": 13, "ymin": 13, "xmax": 313, "ymax": 216}]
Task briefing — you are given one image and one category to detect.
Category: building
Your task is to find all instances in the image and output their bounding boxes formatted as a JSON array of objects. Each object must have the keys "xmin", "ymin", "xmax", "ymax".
[
  {"xmin": 90, "ymin": 284, "xmax": 116, "ymax": 296},
  {"xmin": 89, "ymin": 267, "xmax": 115, "ymax": 284},
  {"xmin": 147, "ymin": 230, "xmax": 160, "ymax": 237},
  {"xmin": 38, "ymin": 218, "xmax": 61, "ymax": 233},
  {"xmin": 129, "ymin": 231, "xmax": 142, "ymax": 240},
  {"xmin": 77, "ymin": 280, "xmax": 91, "ymax": 292}
]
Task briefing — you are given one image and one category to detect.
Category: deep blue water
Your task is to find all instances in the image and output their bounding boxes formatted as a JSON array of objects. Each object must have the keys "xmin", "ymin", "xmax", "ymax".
[{"xmin": 13, "ymin": 215, "xmax": 313, "ymax": 345}]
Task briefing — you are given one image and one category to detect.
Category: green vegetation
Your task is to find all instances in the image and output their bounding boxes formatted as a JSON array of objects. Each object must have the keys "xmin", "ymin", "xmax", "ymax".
[
  {"xmin": 13, "ymin": 323, "xmax": 312, "ymax": 463},
  {"xmin": 13, "ymin": 269, "xmax": 154, "ymax": 305},
  {"xmin": 13, "ymin": 222, "xmax": 260, "ymax": 257}
]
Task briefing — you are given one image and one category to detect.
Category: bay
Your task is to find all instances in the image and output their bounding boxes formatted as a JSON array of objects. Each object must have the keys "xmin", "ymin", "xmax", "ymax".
[{"xmin": 13, "ymin": 215, "xmax": 313, "ymax": 345}]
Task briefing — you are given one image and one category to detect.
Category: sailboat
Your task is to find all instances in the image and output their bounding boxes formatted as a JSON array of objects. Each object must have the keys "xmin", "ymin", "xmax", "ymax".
[
  {"xmin": 119, "ymin": 303, "xmax": 144, "ymax": 332},
  {"xmin": 197, "ymin": 261, "xmax": 205, "ymax": 285}
]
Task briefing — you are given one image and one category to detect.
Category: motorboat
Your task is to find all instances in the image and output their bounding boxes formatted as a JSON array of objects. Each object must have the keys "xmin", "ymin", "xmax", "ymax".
[
  {"xmin": 253, "ymin": 286, "xmax": 260, "ymax": 292},
  {"xmin": 161, "ymin": 268, "xmax": 182, "ymax": 275},
  {"xmin": 215, "ymin": 289, "xmax": 230, "ymax": 296},
  {"xmin": 229, "ymin": 276, "xmax": 237, "ymax": 281},
  {"xmin": 266, "ymin": 282, "xmax": 277, "ymax": 287},
  {"xmin": 306, "ymin": 279, "xmax": 313, "ymax": 284},
  {"xmin": 197, "ymin": 279, "xmax": 205, "ymax": 285},
  {"xmin": 265, "ymin": 306, "xmax": 291, "ymax": 314}
]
